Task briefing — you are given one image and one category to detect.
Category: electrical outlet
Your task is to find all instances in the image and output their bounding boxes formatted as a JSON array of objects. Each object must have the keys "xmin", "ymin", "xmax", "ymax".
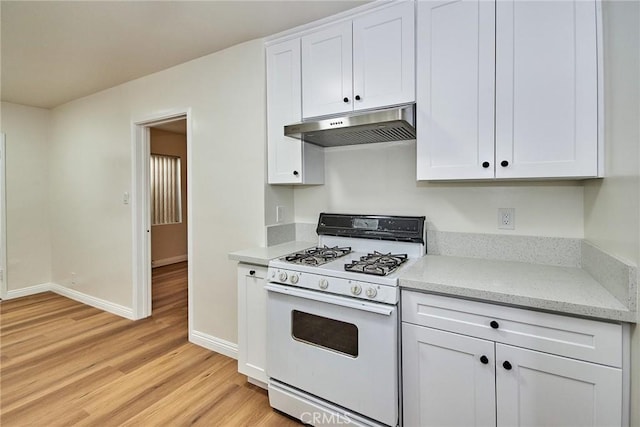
[
  {"xmin": 71, "ymin": 272, "xmax": 77, "ymax": 285},
  {"xmin": 498, "ymin": 208, "xmax": 515, "ymax": 230}
]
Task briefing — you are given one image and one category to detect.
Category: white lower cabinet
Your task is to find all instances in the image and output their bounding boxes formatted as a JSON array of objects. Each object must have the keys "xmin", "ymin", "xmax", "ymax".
[
  {"xmin": 401, "ymin": 291, "xmax": 625, "ymax": 427},
  {"xmin": 402, "ymin": 323, "xmax": 496, "ymax": 427},
  {"xmin": 237, "ymin": 264, "xmax": 268, "ymax": 386},
  {"xmin": 496, "ymin": 344, "xmax": 622, "ymax": 427}
]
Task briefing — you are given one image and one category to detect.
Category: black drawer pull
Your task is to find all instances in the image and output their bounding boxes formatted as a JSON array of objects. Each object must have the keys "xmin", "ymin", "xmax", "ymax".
[
  {"xmin": 480, "ymin": 355, "xmax": 489, "ymax": 364},
  {"xmin": 490, "ymin": 320, "xmax": 499, "ymax": 329},
  {"xmin": 249, "ymin": 270, "xmax": 256, "ymax": 276},
  {"xmin": 503, "ymin": 361, "xmax": 512, "ymax": 370}
]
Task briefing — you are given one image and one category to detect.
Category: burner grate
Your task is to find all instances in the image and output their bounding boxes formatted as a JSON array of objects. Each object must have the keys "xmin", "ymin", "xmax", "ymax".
[
  {"xmin": 344, "ymin": 252, "xmax": 408, "ymax": 276},
  {"xmin": 283, "ymin": 246, "xmax": 352, "ymax": 266}
]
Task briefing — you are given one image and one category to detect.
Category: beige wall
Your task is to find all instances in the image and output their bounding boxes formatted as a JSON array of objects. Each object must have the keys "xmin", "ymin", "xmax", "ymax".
[
  {"xmin": 150, "ymin": 127, "xmax": 188, "ymax": 265},
  {"xmin": 294, "ymin": 141, "xmax": 585, "ymax": 237},
  {"xmin": 0, "ymin": 102, "xmax": 52, "ymax": 293},
  {"xmin": 584, "ymin": 1, "xmax": 640, "ymax": 424},
  {"xmin": 49, "ymin": 39, "xmax": 266, "ymax": 343}
]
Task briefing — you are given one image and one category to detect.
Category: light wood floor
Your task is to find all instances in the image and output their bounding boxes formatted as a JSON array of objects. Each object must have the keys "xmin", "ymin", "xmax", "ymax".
[{"xmin": 0, "ymin": 262, "xmax": 301, "ymax": 426}]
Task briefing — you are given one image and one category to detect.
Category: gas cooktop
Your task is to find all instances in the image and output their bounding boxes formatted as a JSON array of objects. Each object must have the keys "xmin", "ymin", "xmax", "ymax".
[{"xmin": 282, "ymin": 246, "xmax": 352, "ymax": 266}]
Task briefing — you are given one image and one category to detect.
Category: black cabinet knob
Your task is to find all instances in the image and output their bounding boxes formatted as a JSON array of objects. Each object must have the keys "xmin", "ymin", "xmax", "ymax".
[
  {"xmin": 482, "ymin": 161, "xmax": 490, "ymax": 168},
  {"xmin": 355, "ymin": 95, "xmax": 361, "ymax": 101},
  {"xmin": 503, "ymin": 361, "xmax": 512, "ymax": 370},
  {"xmin": 249, "ymin": 270, "xmax": 256, "ymax": 276},
  {"xmin": 490, "ymin": 320, "xmax": 499, "ymax": 329},
  {"xmin": 343, "ymin": 97, "xmax": 349, "ymax": 103},
  {"xmin": 480, "ymin": 355, "xmax": 489, "ymax": 364},
  {"xmin": 501, "ymin": 160, "xmax": 509, "ymax": 167},
  {"xmin": 293, "ymin": 170, "xmax": 299, "ymax": 176}
]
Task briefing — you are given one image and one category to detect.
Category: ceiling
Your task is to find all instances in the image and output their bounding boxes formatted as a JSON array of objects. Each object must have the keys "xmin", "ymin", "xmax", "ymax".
[{"xmin": 1, "ymin": 1, "xmax": 369, "ymax": 109}]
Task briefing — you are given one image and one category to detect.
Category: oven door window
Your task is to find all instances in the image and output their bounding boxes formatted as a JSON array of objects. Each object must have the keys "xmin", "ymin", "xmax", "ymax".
[{"xmin": 291, "ymin": 310, "xmax": 358, "ymax": 358}]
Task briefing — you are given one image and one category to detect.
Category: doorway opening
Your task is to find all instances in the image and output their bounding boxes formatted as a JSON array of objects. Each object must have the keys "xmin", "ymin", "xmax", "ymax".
[
  {"xmin": 132, "ymin": 110, "xmax": 192, "ymax": 330},
  {"xmin": 149, "ymin": 120, "xmax": 188, "ymax": 322}
]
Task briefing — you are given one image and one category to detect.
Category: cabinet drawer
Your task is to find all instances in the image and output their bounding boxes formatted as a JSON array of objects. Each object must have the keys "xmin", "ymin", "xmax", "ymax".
[{"xmin": 401, "ymin": 291, "xmax": 622, "ymax": 367}]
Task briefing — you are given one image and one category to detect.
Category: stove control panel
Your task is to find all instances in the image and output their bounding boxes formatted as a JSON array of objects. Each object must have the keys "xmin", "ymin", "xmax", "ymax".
[{"xmin": 267, "ymin": 267, "xmax": 399, "ymax": 305}]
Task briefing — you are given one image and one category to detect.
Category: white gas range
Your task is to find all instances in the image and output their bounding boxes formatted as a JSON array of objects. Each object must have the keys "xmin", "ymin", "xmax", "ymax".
[{"xmin": 265, "ymin": 213, "xmax": 426, "ymax": 427}]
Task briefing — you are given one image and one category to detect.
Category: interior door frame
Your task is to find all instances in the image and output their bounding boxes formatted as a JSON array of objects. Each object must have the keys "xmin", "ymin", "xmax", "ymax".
[
  {"xmin": 131, "ymin": 109, "xmax": 192, "ymax": 321},
  {"xmin": 0, "ymin": 133, "xmax": 7, "ymax": 299}
]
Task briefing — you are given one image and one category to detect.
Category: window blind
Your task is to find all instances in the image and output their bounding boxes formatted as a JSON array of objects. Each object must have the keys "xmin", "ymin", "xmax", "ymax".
[{"xmin": 150, "ymin": 154, "xmax": 182, "ymax": 225}]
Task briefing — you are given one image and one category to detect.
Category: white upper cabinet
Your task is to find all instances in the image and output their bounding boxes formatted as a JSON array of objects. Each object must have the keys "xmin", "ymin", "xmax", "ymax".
[
  {"xmin": 495, "ymin": 0, "xmax": 599, "ymax": 179},
  {"xmin": 417, "ymin": 0, "xmax": 601, "ymax": 180},
  {"xmin": 267, "ymin": 39, "xmax": 324, "ymax": 185},
  {"xmin": 353, "ymin": 1, "xmax": 415, "ymax": 111},
  {"xmin": 302, "ymin": 22, "xmax": 353, "ymax": 118},
  {"xmin": 302, "ymin": 2, "xmax": 415, "ymax": 119},
  {"xmin": 416, "ymin": 0, "xmax": 495, "ymax": 180}
]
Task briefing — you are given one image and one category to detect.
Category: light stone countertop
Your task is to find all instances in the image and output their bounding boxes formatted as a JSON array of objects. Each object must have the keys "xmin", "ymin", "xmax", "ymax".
[
  {"xmin": 228, "ymin": 241, "xmax": 316, "ymax": 266},
  {"xmin": 400, "ymin": 255, "xmax": 636, "ymax": 323}
]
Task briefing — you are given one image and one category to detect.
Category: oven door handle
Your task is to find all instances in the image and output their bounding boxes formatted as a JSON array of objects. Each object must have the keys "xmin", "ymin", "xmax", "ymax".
[{"xmin": 264, "ymin": 284, "xmax": 395, "ymax": 316}]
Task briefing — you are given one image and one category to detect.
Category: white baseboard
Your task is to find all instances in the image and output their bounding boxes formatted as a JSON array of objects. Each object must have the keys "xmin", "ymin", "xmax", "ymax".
[
  {"xmin": 190, "ymin": 329, "xmax": 238, "ymax": 360},
  {"xmin": 4, "ymin": 282, "xmax": 53, "ymax": 299},
  {"xmin": 3, "ymin": 283, "xmax": 135, "ymax": 321},
  {"xmin": 152, "ymin": 255, "xmax": 188, "ymax": 268},
  {"xmin": 50, "ymin": 283, "xmax": 135, "ymax": 320}
]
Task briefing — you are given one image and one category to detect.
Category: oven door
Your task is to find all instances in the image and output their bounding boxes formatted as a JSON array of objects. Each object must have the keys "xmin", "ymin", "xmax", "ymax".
[{"xmin": 265, "ymin": 283, "xmax": 398, "ymax": 426}]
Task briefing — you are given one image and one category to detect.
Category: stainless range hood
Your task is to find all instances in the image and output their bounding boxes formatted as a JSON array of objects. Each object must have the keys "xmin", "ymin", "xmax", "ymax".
[{"xmin": 284, "ymin": 104, "xmax": 416, "ymax": 147}]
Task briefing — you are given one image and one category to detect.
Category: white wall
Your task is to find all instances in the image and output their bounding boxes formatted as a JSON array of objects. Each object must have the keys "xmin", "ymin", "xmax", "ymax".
[
  {"xmin": 294, "ymin": 141, "xmax": 584, "ymax": 237},
  {"xmin": 49, "ymin": 39, "xmax": 266, "ymax": 344},
  {"xmin": 584, "ymin": 1, "xmax": 640, "ymax": 424},
  {"xmin": 0, "ymin": 102, "xmax": 52, "ymax": 294}
]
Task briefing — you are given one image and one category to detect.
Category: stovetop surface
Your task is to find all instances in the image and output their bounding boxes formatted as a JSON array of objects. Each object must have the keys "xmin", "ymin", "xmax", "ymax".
[
  {"xmin": 282, "ymin": 245, "xmax": 352, "ymax": 266},
  {"xmin": 344, "ymin": 251, "xmax": 409, "ymax": 276},
  {"xmin": 270, "ymin": 249, "xmax": 418, "ymax": 287}
]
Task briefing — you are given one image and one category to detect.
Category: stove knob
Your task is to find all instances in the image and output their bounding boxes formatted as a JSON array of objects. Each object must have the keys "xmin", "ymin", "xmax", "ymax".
[
  {"xmin": 290, "ymin": 274, "xmax": 299, "ymax": 284},
  {"xmin": 365, "ymin": 287, "xmax": 377, "ymax": 298},
  {"xmin": 318, "ymin": 279, "xmax": 329, "ymax": 290},
  {"xmin": 279, "ymin": 271, "xmax": 288, "ymax": 282},
  {"xmin": 350, "ymin": 284, "xmax": 362, "ymax": 295}
]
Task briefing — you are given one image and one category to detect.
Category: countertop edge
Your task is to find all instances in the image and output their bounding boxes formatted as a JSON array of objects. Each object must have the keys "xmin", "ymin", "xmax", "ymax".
[
  {"xmin": 399, "ymin": 279, "xmax": 637, "ymax": 323},
  {"xmin": 228, "ymin": 241, "xmax": 316, "ymax": 267}
]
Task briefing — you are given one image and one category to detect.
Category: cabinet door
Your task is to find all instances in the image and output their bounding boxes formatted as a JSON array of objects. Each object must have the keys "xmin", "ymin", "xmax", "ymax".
[
  {"xmin": 353, "ymin": 1, "xmax": 415, "ymax": 111},
  {"xmin": 495, "ymin": 0, "xmax": 599, "ymax": 178},
  {"xmin": 237, "ymin": 265, "xmax": 268, "ymax": 384},
  {"xmin": 416, "ymin": 0, "xmax": 495, "ymax": 180},
  {"xmin": 266, "ymin": 39, "xmax": 303, "ymax": 184},
  {"xmin": 402, "ymin": 323, "xmax": 496, "ymax": 427},
  {"xmin": 496, "ymin": 344, "xmax": 622, "ymax": 427},
  {"xmin": 302, "ymin": 21, "xmax": 353, "ymax": 118}
]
